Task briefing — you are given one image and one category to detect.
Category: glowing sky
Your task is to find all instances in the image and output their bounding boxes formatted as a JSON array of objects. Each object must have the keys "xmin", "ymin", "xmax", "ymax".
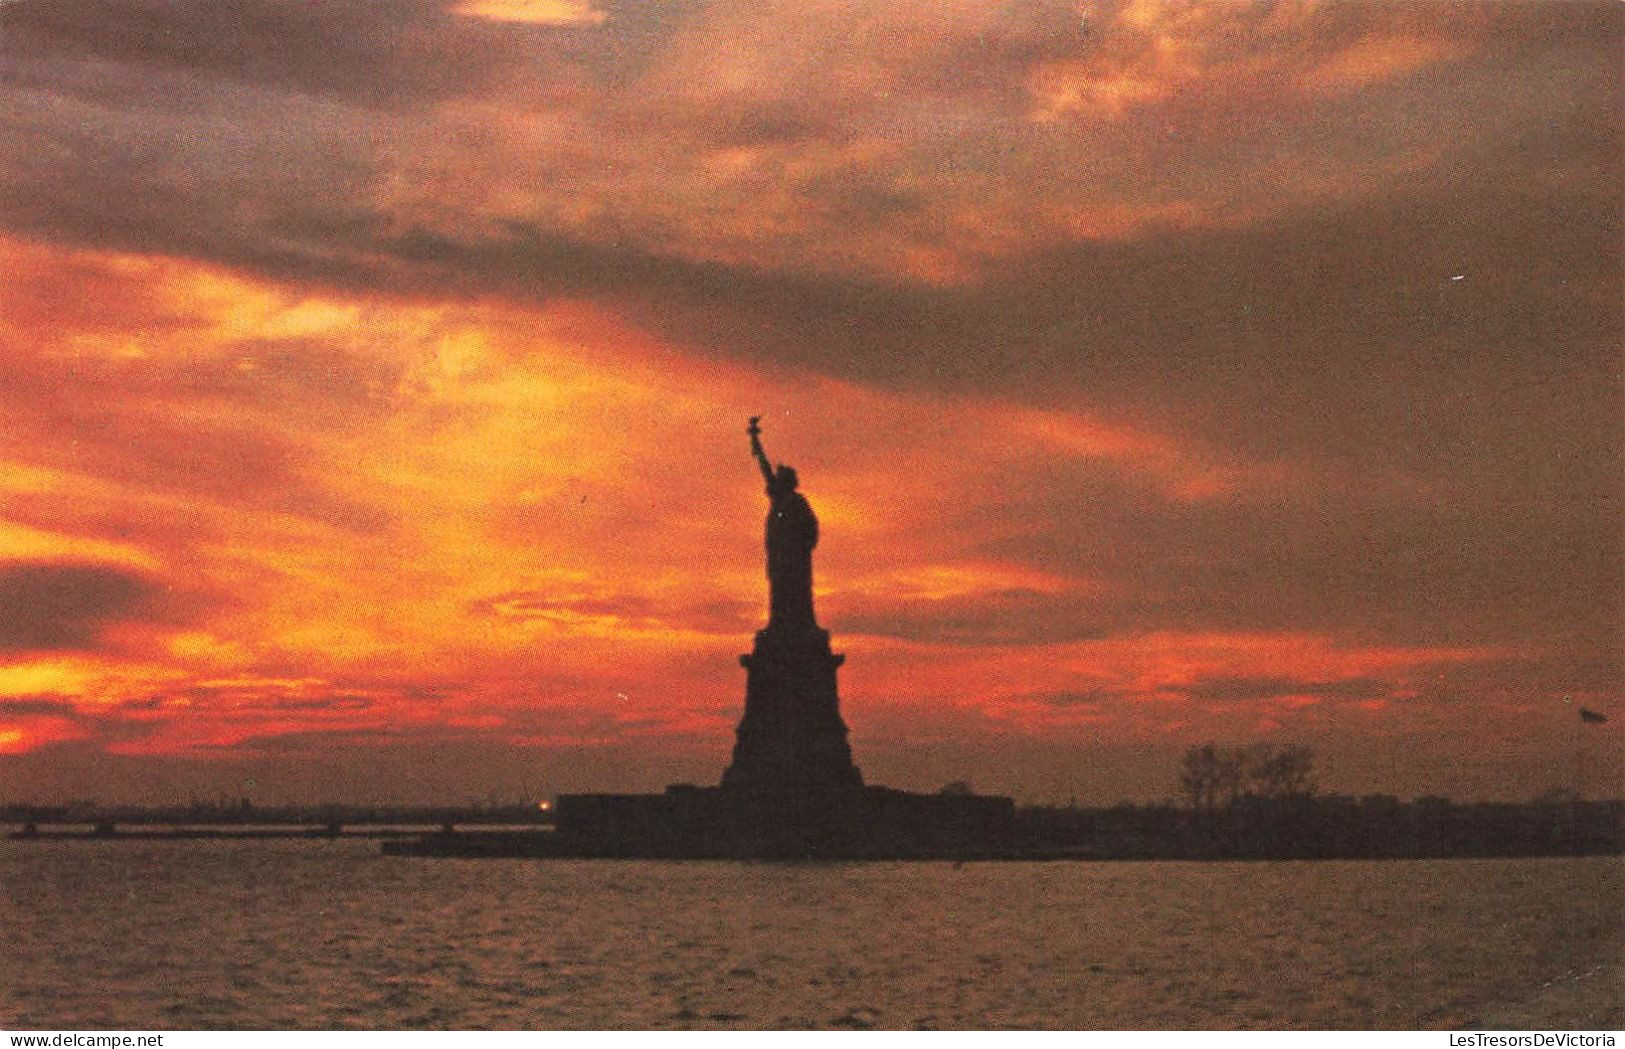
[{"xmin": 0, "ymin": 0, "xmax": 1618, "ymax": 804}]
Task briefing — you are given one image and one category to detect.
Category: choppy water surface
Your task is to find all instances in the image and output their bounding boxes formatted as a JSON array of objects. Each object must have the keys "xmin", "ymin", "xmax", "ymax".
[{"xmin": 2, "ymin": 841, "xmax": 1619, "ymax": 1029}]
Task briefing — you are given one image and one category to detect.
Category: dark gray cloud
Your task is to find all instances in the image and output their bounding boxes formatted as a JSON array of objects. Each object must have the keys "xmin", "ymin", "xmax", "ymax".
[
  {"xmin": 1031, "ymin": 688, "xmax": 1130, "ymax": 709},
  {"xmin": 831, "ymin": 589, "xmax": 1106, "ymax": 647},
  {"xmin": 160, "ymin": 686, "xmax": 377, "ymax": 714},
  {"xmin": 1170, "ymin": 676, "xmax": 1394, "ymax": 704},
  {"xmin": 0, "ymin": 0, "xmax": 594, "ymax": 109},
  {"xmin": 472, "ymin": 588, "xmax": 757, "ymax": 636},
  {"xmin": 0, "ymin": 696, "xmax": 82, "ymax": 717},
  {"xmin": 960, "ymin": 435, "xmax": 1620, "ymax": 654},
  {"xmin": 0, "ymin": 561, "xmax": 158, "ymax": 651}
]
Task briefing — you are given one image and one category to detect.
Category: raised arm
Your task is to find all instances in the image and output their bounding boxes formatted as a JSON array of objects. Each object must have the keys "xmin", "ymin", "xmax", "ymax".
[{"xmin": 748, "ymin": 417, "xmax": 774, "ymax": 487}]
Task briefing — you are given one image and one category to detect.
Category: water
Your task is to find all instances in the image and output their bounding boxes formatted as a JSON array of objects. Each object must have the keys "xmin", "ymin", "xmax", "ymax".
[{"xmin": 2, "ymin": 840, "xmax": 1619, "ymax": 1029}]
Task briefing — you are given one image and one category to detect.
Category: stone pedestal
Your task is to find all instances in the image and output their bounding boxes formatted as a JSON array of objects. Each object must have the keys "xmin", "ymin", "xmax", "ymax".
[{"xmin": 721, "ymin": 622, "xmax": 863, "ymax": 794}]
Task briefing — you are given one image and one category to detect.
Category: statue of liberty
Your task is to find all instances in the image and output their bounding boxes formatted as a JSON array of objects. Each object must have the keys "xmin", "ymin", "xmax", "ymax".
[
  {"xmin": 725, "ymin": 416, "xmax": 860, "ymax": 796},
  {"xmin": 748, "ymin": 417, "xmax": 818, "ymax": 630}
]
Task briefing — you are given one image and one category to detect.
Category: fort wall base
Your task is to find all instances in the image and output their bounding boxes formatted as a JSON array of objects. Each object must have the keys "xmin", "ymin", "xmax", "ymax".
[{"xmin": 552, "ymin": 784, "xmax": 1017, "ymax": 859}]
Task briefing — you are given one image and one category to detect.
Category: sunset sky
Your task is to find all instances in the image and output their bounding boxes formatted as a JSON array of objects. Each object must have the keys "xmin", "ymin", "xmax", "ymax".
[{"xmin": 0, "ymin": 0, "xmax": 1618, "ymax": 805}]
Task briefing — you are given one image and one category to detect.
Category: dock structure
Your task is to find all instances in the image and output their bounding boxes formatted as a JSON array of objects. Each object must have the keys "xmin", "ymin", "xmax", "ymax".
[{"xmin": 5, "ymin": 804, "xmax": 551, "ymax": 842}]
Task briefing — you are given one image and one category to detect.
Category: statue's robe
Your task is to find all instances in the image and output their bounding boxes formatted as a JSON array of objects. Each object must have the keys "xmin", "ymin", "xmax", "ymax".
[{"xmin": 765, "ymin": 482, "xmax": 818, "ymax": 628}]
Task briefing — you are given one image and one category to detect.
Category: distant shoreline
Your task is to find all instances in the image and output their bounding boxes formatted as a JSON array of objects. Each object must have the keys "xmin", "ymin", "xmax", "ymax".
[
  {"xmin": 376, "ymin": 827, "xmax": 1623, "ymax": 862},
  {"xmin": 9, "ymin": 796, "xmax": 1621, "ymax": 862}
]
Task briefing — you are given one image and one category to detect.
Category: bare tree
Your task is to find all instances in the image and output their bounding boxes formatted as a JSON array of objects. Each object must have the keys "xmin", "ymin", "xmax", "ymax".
[
  {"xmin": 1250, "ymin": 744, "xmax": 1316, "ymax": 799},
  {"xmin": 1179, "ymin": 744, "xmax": 1238, "ymax": 811},
  {"xmin": 1181, "ymin": 742, "xmax": 1317, "ymax": 809}
]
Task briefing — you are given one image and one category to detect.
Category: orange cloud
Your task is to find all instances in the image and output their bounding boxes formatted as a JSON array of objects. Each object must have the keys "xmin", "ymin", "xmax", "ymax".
[
  {"xmin": 0, "ymin": 715, "xmax": 88, "ymax": 754},
  {"xmin": 0, "ymin": 232, "xmax": 1279, "ymax": 759},
  {"xmin": 0, "ymin": 210, "xmax": 1608, "ymax": 800},
  {"xmin": 452, "ymin": 0, "xmax": 605, "ymax": 26}
]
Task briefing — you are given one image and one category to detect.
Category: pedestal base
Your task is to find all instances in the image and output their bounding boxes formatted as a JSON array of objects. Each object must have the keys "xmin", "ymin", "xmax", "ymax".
[{"xmin": 721, "ymin": 622, "xmax": 863, "ymax": 794}]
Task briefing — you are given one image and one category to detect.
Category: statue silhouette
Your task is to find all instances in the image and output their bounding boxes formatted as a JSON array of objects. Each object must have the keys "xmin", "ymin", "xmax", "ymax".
[
  {"xmin": 725, "ymin": 417, "xmax": 861, "ymax": 796},
  {"xmin": 749, "ymin": 417, "xmax": 818, "ymax": 630}
]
